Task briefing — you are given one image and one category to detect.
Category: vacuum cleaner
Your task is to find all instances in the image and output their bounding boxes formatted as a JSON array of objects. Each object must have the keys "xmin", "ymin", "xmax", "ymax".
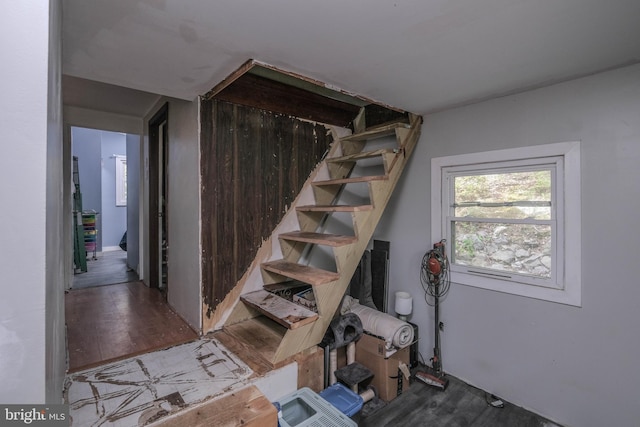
[{"xmin": 415, "ymin": 240, "xmax": 450, "ymax": 390}]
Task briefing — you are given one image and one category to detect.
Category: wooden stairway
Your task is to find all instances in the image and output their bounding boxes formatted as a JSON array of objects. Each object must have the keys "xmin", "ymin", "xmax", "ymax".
[{"xmin": 221, "ymin": 112, "xmax": 422, "ymax": 365}]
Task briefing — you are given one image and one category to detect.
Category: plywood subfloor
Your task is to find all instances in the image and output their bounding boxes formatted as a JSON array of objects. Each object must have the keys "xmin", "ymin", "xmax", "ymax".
[
  {"xmin": 64, "ymin": 338, "xmax": 253, "ymax": 427},
  {"xmin": 65, "ymin": 281, "xmax": 198, "ymax": 372},
  {"xmin": 150, "ymin": 385, "xmax": 277, "ymax": 427}
]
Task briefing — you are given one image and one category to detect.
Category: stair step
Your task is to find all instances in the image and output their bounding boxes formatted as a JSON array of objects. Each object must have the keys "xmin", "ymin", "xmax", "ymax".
[
  {"xmin": 279, "ymin": 231, "xmax": 357, "ymax": 247},
  {"xmin": 340, "ymin": 122, "xmax": 411, "ymax": 142},
  {"xmin": 296, "ymin": 204, "xmax": 373, "ymax": 213},
  {"xmin": 313, "ymin": 175, "xmax": 388, "ymax": 186},
  {"xmin": 262, "ymin": 259, "xmax": 339, "ymax": 285},
  {"xmin": 327, "ymin": 148, "xmax": 398, "ymax": 163},
  {"xmin": 214, "ymin": 327, "xmax": 283, "ymax": 374},
  {"xmin": 240, "ymin": 289, "xmax": 318, "ymax": 330},
  {"xmin": 263, "ymin": 280, "xmax": 310, "ymax": 294}
]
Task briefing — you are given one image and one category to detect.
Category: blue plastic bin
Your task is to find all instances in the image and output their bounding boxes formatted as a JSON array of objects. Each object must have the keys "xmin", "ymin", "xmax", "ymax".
[
  {"xmin": 278, "ymin": 387, "xmax": 356, "ymax": 427},
  {"xmin": 319, "ymin": 383, "xmax": 363, "ymax": 417}
]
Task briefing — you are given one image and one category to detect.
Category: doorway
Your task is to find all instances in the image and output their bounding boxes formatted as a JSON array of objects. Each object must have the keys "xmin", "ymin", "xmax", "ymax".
[
  {"xmin": 70, "ymin": 126, "xmax": 139, "ymax": 289},
  {"xmin": 148, "ymin": 103, "xmax": 169, "ymax": 293},
  {"xmin": 65, "ymin": 116, "xmax": 197, "ymax": 372}
]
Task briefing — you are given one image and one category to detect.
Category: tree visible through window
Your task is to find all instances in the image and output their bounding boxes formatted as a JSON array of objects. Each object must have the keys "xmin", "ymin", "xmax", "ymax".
[
  {"xmin": 451, "ymin": 168, "xmax": 554, "ymax": 283},
  {"xmin": 431, "ymin": 142, "xmax": 582, "ymax": 306}
]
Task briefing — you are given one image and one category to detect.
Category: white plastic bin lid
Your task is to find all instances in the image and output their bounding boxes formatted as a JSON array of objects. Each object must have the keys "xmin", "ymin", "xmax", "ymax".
[{"xmin": 278, "ymin": 387, "xmax": 357, "ymax": 427}]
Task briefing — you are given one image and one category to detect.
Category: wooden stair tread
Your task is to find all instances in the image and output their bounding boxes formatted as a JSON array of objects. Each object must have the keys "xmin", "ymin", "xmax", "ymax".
[
  {"xmin": 313, "ymin": 175, "xmax": 388, "ymax": 186},
  {"xmin": 240, "ymin": 289, "xmax": 318, "ymax": 329},
  {"xmin": 214, "ymin": 323, "xmax": 285, "ymax": 374},
  {"xmin": 327, "ymin": 148, "xmax": 398, "ymax": 163},
  {"xmin": 263, "ymin": 280, "xmax": 310, "ymax": 293},
  {"xmin": 340, "ymin": 122, "xmax": 411, "ymax": 142},
  {"xmin": 262, "ymin": 259, "xmax": 339, "ymax": 285},
  {"xmin": 152, "ymin": 384, "xmax": 277, "ymax": 427},
  {"xmin": 279, "ymin": 231, "xmax": 357, "ymax": 246},
  {"xmin": 296, "ymin": 204, "xmax": 373, "ymax": 212}
]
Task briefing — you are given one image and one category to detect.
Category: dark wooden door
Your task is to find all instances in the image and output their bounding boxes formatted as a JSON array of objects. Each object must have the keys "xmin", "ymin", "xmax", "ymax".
[{"xmin": 148, "ymin": 104, "xmax": 169, "ymax": 290}]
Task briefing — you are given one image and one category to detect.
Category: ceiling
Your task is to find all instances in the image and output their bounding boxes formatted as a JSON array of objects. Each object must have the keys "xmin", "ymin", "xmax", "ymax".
[{"xmin": 62, "ymin": 0, "xmax": 640, "ymax": 117}]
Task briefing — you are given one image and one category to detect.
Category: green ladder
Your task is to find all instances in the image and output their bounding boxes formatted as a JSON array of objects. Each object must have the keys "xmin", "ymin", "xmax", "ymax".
[{"xmin": 73, "ymin": 156, "xmax": 87, "ymax": 273}]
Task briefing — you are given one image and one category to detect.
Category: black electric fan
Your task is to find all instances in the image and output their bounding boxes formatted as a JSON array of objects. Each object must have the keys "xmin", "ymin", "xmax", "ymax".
[{"xmin": 416, "ymin": 239, "xmax": 450, "ymax": 390}]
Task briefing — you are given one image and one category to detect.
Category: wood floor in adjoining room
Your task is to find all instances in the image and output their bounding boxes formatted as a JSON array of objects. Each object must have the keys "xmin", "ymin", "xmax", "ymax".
[
  {"xmin": 65, "ymin": 281, "xmax": 198, "ymax": 372},
  {"xmin": 73, "ymin": 249, "xmax": 138, "ymax": 289}
]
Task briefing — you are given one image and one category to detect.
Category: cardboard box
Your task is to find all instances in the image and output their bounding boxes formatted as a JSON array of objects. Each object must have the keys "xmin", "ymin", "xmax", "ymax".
[
  {"xmin": 355, "ymin": 331, "xmax": 401, "ymax": 358},
  {"xmin": 355, "ymin": 333, "xmax": 410, "ymax": 402}
]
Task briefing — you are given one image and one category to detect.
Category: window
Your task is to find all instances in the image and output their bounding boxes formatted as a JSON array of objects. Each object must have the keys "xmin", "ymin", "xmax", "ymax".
[
  {"xmin": 115, "ymin": 155, "xmax": 127, "ymax": 207},
  {"xmin": 431, "ymin": 142, "xmax": 581, "ymax": 306}
]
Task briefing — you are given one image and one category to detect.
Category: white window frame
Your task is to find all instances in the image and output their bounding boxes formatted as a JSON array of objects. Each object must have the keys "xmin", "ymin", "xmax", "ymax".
[
  {"xmin": 115, "ymin": 155, "xmax": 127, "ymax": 207},
  {"xmin": 445, "ymin": 158, "xmax": 561, "ymax": 289},
  {"xmin": 431, "ymin": 141, "xmax": 581, "ymax": 306}
]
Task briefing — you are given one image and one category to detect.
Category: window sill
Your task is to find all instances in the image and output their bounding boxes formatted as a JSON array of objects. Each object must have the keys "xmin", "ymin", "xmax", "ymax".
[{"xmin": 452, "ymin": 271, "xmax": 581, "ymax": 306}]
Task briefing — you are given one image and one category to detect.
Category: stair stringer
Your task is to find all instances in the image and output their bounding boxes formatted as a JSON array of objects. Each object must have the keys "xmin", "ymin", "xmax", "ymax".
[
  {"xmin": 202, "ymin": 126, "xmax": 352, "ymax": 333},
  {"xmin": 270, "ymin": 113, "xmax": 423, "ymax": 363}
]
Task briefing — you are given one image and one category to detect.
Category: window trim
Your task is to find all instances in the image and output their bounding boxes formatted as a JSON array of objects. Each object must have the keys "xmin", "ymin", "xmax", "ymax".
[
  {"xmin": 446, "ymin": 158, "xmax": 560, "ymax": 289},
  {"xmin": 431, "ymin": 141, "xmax": 581, "ymax": 306},
  {"xmin": 115, "ymin": 155, "xmax": 127, "ymax": 207}
]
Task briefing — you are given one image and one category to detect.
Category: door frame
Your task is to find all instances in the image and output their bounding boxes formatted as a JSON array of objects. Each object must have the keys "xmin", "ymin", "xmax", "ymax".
[{"xmin": 148, "ymin": 103, "xmax": 168, "ymax": 289}]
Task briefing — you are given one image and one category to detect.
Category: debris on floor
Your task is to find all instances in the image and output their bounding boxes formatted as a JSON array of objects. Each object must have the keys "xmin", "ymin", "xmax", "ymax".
[{"xmin": 64, "ymin": 338, "xmax": 252, "ymax": 427}]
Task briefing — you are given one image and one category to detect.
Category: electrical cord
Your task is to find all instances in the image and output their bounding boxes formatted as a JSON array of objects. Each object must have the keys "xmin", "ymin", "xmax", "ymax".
[
  {"xmin": 420, "ymin": 240, "xmax": 451, "ymax": 306},
  {"xmin": 417, "ymin": 351, "xmax": 427, "ymax": 366}
]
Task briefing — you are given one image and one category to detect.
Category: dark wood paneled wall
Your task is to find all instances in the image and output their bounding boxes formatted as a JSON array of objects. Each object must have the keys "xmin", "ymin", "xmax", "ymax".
[
  {"xmin": 201, "ymin": 99, "xmax": 334, "ymax": 317},
  {"xmin": 214, "ymin": 73, "xmax": 360, "ymax": 128}
]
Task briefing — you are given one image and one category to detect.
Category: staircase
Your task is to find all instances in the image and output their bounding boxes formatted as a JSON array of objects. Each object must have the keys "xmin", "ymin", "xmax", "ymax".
[{"xmin": 221, "ymin": 111, "xmax": 422, "ymax": 365}]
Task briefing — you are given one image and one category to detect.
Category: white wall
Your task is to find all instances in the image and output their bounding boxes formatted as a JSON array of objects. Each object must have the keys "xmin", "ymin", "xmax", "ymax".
[
  {"xmin": 127, "ymin": 133, "xmax": 141, "ymax": 272},
  {"xmin": 143, "ymin": 98, "xmax": 201, "ymax": 331},
  {"xmin": 167, "ymin": 99, "xmax": 201, "ymax": 331},
  {"xmin": 0, "ymin": 0, "xmax": 64, "ymax": 403},
  {"xmin": 100, "ymin": 131, "xmax": 127, "ymax": 249},
  {"xmin": 64, "ymin": 106, "xmax": 142, "ymax": 135},
  {"xmin": 377, "ymin": 64, "xmax": 640, "ymax": 427},
  {"xmin": 45, "ymin": 0, "xmax": 66, "ymax": 403}
]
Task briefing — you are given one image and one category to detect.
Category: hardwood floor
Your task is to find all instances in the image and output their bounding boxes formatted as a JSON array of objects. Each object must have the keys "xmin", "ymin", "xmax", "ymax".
[
  {"xmin": 73, "ymin": 249, "xmax": 138, "ymax": 289},
  {"xmin": 356, "ymin": 372, "xmax": 561, "ymax": 427},
  {"xmin": 65, "ymin": 281, "xmax": 198, "ymax": 372}
]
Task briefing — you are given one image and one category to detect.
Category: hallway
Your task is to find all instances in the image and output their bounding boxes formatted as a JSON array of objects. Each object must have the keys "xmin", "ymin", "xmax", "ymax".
[
  {"xmin": 65, "ymin": 281, "xmax": 198, "ymax": 372},
  {"xmin": 72, "ymin": 249, "xmax": 138, "ymax": 289}
]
